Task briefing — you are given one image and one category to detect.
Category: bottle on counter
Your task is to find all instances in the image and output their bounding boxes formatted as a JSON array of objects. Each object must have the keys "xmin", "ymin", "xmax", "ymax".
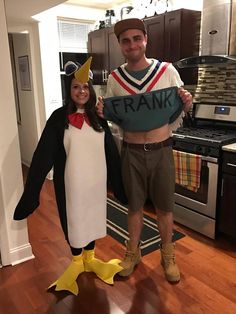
[{"xmin": 105, "ymin": 10, "xmax": 116, "ymax": 27}]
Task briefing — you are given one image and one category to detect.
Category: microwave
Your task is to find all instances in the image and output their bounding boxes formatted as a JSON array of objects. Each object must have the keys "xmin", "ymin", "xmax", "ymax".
[{"xmin": 59, "ymin": 52, "xmax": 88, "ymax": 72}]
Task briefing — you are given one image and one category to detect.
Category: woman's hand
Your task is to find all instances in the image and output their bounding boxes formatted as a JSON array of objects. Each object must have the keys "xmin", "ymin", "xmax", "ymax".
[
  {"xmin": 178, "ymin": 87, "xmax": 193, "ymax": 113},
  {"xmin": 96, "ymin": 96, "xmax": 104, "ymax": 118}
]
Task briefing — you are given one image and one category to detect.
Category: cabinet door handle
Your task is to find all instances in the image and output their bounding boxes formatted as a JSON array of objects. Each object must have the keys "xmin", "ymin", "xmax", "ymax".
[
  {"xmin": 104, "ymin": 69, "xmax": 108, "ymax": 82},
  {"xmin": 221, "ymin": 178, "xmax": 224, "ymax": 197},
  {"xmin": 227, "ymin": 162, "xmax": 236, "ymax": 167},
  {"xmin": 102, "ymin": 70, "xmax": 106, "ymax": 82}
]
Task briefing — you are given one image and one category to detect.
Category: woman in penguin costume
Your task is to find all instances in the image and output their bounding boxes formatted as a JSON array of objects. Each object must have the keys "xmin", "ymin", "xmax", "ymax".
[{"xmin": 14, "ymin": 57, "xmax": 127, "ymax": 295}]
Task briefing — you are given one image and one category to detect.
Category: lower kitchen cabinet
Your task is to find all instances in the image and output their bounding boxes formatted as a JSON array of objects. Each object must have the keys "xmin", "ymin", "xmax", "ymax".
[{"xmin": 218, "ymin": 151, "xmax": 236, "ymax": 238}]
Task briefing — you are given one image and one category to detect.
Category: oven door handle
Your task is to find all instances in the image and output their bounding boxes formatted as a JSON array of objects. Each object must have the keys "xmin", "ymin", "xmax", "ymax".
[
  {"xmin": 201, "ymin": 156, "xmax": 218, "ymax": 163},
  {"xmin": 226, "ymin": 162, "xmax": 236, "ymax": 168}
]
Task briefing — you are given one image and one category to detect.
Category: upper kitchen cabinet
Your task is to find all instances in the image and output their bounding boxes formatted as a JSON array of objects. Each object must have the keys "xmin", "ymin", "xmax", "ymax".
[
  {"xmin": 165, "ymin": 9, "xmax": 200, "ymax": 62},
  {"xmin": 106, "ymin": 27, "xmax": 125, "ymax": 72},
  {"xmin": 144, "ymin": 14, "xmax": 165, "ymax": 60},
  {"xmin": 88, "ymin": 27, "xmax": 125, "ymax": 84},
  {"xmin": 87, "ymin": 28, "xmax": 108, "ymax": 85},
  {"xmin": 88, "ymin": 9, "xmax": 201, "ymax": 85},
  {"xmin": 145, "ymin": 9, "xmax": 201, "ymax": 84},
  {"xmin": 145, "ymin": 9, "xmax": 201, "ymax": 62}
]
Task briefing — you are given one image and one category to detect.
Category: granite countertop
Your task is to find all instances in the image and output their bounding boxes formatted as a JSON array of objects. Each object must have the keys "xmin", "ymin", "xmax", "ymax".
[{"xmin": 222, "ymin": 143, "xmax": 236, "ymax": 153}]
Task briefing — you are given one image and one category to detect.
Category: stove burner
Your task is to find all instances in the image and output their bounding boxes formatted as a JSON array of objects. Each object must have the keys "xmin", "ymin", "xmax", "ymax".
[
  {"xmin": 173, "ymin": 127, "xmax": 236, "ymax": 143},
  {"xmin": 172, "ymin": 127, "xmax": 236, "ymax": 157}
]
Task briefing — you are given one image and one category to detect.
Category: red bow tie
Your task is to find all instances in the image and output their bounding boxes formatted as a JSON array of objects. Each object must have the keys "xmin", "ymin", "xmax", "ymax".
[{"xmin": 68, "ymin": 112, "xmax": 91, "ymax": 129}]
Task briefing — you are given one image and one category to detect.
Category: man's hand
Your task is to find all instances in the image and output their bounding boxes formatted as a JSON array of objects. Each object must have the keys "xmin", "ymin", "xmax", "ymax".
[
  {"xmin": 178, "ymin": 87, "xmax": 193, "ymax": 113},
  {"xmin": 96, "ymin": 96, "xmax": 104, "ymax": 118}
]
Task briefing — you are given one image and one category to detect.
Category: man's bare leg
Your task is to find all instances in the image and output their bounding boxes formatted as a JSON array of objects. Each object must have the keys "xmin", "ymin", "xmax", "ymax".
[
  {"xmin": 156, "ymin": 209, "xmax": 173, "ymax": 244},
  {"xmin": 128, "ymin": 209, "xmax": 143, "ymax": 248}
]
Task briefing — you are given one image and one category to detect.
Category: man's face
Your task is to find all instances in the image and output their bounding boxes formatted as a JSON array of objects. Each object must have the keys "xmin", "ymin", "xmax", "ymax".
[{"xmin": 118, "ymin": 29, "xmax": 147, "ymax": 63}]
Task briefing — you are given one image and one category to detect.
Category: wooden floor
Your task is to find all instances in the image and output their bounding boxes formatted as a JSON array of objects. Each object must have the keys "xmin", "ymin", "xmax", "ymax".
[{"xmin": 0, "ymin": 169, "xmax": 236, "ymax": 314}]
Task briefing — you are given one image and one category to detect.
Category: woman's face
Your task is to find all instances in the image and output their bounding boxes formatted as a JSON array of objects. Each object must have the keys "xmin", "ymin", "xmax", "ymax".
[{"xmin": 70, "ymin": 78, "xmax": 90, "ymax": 108}]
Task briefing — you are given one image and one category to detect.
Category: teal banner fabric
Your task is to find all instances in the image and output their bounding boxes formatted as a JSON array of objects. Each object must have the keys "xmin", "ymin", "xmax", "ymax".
[{"xmin": 103, "ymin": 86, "xmax": 183, "ymax": 132}]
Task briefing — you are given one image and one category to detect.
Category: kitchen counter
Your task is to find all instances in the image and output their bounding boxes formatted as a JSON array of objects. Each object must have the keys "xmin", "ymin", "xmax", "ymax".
[{"xmin": 222, "ymin": 143, "xmax": 236, "ymax": 153}]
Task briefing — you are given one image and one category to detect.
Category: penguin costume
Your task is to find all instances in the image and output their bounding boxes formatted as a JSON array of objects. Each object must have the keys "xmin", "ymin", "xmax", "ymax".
[{"xmin": 14, "ymin": 57, "xmax": 127, "ymax": 296}]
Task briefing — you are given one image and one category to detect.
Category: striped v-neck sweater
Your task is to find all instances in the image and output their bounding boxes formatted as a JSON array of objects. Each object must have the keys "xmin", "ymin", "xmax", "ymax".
[{"xmin": 105, "ymin": 59, "xmax": 184, "ymax": 132}]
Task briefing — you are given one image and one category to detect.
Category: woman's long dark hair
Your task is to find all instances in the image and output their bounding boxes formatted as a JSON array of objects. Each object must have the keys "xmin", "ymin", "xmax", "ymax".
[{"xmin": 63, "ymin": 74, "xmax": 102, "ymax": 132}]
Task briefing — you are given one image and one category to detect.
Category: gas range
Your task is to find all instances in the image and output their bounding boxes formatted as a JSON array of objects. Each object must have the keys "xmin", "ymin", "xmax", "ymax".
[
  {"xmin": 172, "ymin": 103, "xmax": 236, "ymax": 158},
  {"xmin": 172, "ymin": 103, "xmax": 236, "ymax": 239}
]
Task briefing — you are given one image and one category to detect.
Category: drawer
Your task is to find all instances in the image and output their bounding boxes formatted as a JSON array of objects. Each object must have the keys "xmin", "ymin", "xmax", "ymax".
[{"xmin": 222, "ymin": 152, "xmax": 236, "ymax": 175}]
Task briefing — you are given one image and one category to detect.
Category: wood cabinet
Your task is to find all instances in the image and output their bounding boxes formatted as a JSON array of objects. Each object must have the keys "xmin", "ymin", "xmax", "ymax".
[
  {"xmin": 218, "ymin": 151, "xmax": 236, "ymax": 238},
  {"xmin": 145, "ymin": 9, "xmax": 201, "ymax": 84},
  {"xmin": 88, "ymin": 9, "xmax": 201, "ymax": 85},
  {"xmin": 107, "ymin": 27, "xmax": 125, "ymax": 72},
  {"xmin": 144, "ymin": 14, "xmax": 165, "ymax": 61},
  {"xmin": 87, "ymin": 28, "xmax": 108, "ymax": 85},
  {"xmin": 88, "ymin": 27, "xmax": 125, "ymax": 84}
]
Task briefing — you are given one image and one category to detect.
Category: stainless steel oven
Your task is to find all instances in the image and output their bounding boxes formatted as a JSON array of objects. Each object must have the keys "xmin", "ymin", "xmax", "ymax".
[
  {"xmin": 172, "ymin": 103, "xmax": 236, "ymax": 239},
  {"xmin": 174, "ymin": 155, "xmax": 218, "ymax": 239}
]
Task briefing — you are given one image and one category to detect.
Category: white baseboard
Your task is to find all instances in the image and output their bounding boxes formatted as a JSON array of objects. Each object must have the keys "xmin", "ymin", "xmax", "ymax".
[
  {"xmin": 9, "ymin": 243, "xmax": 35, "ymax": 266},
  {"xmin": 21, "ymin": 160, "xmax": 30, "ymax": 168}
]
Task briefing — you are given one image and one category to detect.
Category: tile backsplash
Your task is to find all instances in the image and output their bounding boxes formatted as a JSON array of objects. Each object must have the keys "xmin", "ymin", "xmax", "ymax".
[{"xmin": 186, "ymin": 64, "xmax": 236, "ymax": 104}]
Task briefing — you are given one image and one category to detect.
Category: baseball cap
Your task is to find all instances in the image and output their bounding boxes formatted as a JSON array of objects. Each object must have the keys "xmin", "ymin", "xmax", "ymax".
[{"xmin": 114, "ymin": 18, "xmax": 147, "ymax": 38}]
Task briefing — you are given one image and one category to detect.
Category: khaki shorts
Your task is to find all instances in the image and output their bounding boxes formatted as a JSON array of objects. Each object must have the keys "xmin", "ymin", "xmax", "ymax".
[{"xmin": 121, "ymin": 142, "xmax": 175, "ymax": 212}]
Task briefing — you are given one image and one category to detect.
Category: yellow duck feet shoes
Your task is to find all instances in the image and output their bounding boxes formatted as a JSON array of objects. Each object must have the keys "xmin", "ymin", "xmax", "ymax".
[
  {"xmin": 118, "ymin": 240, "xmax": 141, "ymax": 277},
  {"xmin": 83, "ymin": 249, "xmax": 123, "ymax": 285},
  {"xmin": 160, "ymin": 243, "xmax": 180, "ymax": 283},
  {"xmin": 48, "ymin": 254, "xmax": 84, "ymax": 295}
]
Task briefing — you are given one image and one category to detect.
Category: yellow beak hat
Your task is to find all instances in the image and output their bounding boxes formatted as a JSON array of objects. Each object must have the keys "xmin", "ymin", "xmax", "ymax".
[{"xmin": 64, "ymin": 56, "xmax": 93, "ymax": 83}]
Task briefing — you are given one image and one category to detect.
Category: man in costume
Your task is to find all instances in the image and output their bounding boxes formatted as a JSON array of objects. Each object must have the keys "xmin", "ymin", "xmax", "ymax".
[
  {"xmin": 14, "ymin": 57, "xmax": 127, "ymax": 295},
  {"xmin": 96, "ymin": 18, "xmax": 193, "ymax": 283}
]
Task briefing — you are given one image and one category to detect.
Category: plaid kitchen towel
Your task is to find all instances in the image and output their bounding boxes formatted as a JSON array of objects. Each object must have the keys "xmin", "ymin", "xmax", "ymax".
[{"xmin": 173, "ymin": 150, "xmax": 202, "ymax": 192}]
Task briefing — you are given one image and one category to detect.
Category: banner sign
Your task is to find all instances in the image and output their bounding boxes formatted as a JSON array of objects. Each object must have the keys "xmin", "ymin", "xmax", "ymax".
[{"xmin": 103, "ymin": 86, "xmax": 183, "ymax": 131}]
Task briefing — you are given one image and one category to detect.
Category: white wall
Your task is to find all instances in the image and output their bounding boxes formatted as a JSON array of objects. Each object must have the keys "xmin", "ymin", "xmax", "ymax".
[
  {"xmin": 37, "ymin": 14, "xmax": 62, "ymax": 119},
  {"xmin": 12, "ymin": 33, "xmax": 39, "ymax": 166},
  {"xmin": 0, "ymin": 0, "xmax": 33, "ymax": 266},
  {"xmin": 8, "ymin": 24, "xmax": 49, "ymax": 136},
  {"xmin": 121, "ymin": 0, "xmax": 203, "ymax": 19},
  {"xmin": 33, "ymin": 3, "xmax": 106, "ymax": 120},
  {"xmin": 169, "ymin": 0, "xmax": 203, "ymax": 11}
]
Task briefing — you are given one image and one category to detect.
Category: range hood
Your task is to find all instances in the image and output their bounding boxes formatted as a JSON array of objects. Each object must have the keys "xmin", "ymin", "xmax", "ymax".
[
  {"xmin": 176, "ymin": 0, "xmax": 236, "ymax": 68},
  {"xmin": 175, "ymin": 55, "xmax": 236, "ymax": 68}
]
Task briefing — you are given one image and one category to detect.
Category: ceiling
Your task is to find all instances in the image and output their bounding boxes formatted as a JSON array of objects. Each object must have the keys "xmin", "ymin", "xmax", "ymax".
[
  {"xmin": 5, "ymin": 0, "xmax": 65, "ymax": 25},
  {"xmin": 4, "ymin": 0, "xmax": 130, "ymax": 26},
  {"xmin": 67, "ymin": 0, "xmax": 130, "ymax": 9}
]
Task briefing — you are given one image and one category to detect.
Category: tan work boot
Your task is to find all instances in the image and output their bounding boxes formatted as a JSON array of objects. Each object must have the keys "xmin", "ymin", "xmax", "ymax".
[
  {"xmin": 118, "ymin": 240, "xmax": 141, "ymax": 277},
  {"xmin": 160, "ymin": 243, "xmax": 180, "ymax": 283}
]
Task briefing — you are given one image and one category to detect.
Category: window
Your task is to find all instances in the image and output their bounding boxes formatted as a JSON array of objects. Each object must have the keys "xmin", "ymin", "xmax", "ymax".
[{"xmin": 58, "ymin": 19, "xmax": 92, "ymax": 53}]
